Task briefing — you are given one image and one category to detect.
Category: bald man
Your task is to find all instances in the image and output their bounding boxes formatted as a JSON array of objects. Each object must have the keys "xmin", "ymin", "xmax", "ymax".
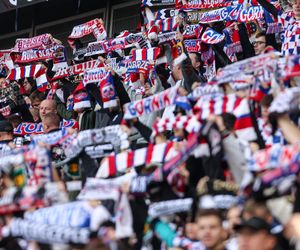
[
  {"xmin": 39, "ymin": 99, "xmax": 58, "ymax": 122},
  {"xmin": 42, "ymin": 112, "xmax": 60, "ymax": 134}
]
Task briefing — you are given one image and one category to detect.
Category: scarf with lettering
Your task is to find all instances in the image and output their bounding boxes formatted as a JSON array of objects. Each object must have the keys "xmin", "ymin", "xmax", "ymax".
[
  {"xmin": 12, "ymin": 33, "xmax": 58, "ymax": 53},
  {"xmin": 96, "ymin": 141, "xmax": 177, "ymax": 178},
  {"xmin": 123, "ymin": 85, "xmax": 178, "ymax": 119},
  {"xmin": 63, "ymin": 125, "xmax": 129, "ymax": 160},
  {"xmin": 12, "ymin": 45, "xmax": 66, "ymax": 64},
  {"xmin": 142, "ymin": 0, "xmax": 176, "ymax": 7},
  {"xmin": 68, "ymin": 18, "xmax": 107, "ymax": 50},
  {"xmin": 7, "ymin": 218, "xmax": 90, "ymax": 245},
  {"xmin": 83, "ymin": 67, "xmax": 109, "ymax": 86},
  {"xmin": 78, "ymin": 172, "xmax": 136, "ymax": 201},
  {"xmin": 6, "ymin": 64, "xmax": 48, "ymax": 92},
  {"xmin": 148, "ymin": 198, "xmax": 193, "ymax": 218},
  {"xmin": 196, "ymin": 178, "xmax": 239, "ymax": 209},
  {"xmin": 176, "ymin": 0, "xmax": 232, "ymax": 9},
  {"xmin": 13, "ymin": 119, "xmax": 78, "ymax": 136}
]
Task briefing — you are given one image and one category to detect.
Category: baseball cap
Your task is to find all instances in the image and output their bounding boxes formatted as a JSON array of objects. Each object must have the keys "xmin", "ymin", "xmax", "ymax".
[
  {"xmin": 234, "ymin": 217, "xmax": 272, "ymax": 233},
  {"xmin": 0, "ymin": 120, "xmax": 13, "ymax": 133}
]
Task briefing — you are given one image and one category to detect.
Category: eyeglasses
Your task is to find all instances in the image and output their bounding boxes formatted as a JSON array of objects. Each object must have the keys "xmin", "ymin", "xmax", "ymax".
[{"xmin": 252, "ymin": 41, "xmax": 266, "ymax": 46}]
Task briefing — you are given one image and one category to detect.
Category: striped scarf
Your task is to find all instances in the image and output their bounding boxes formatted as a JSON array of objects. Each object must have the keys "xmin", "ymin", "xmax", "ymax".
[
  {"xmin": 132, "ymin": 47, "xmax": 161, "ymax": 61},
  {"xmin": 96, "ymin": 141, "xmax": 177, "ymax": 178},
  {"xmin": 151, "ymin": 115, "xmax": 202, "ymax": 140},
  {"xmin": 6, "ymin": 64, "xmax": 48, "ymax": 92},
  {"xmin": 194, "ymin": 94, "xmax": 257, "ymax": 141}
]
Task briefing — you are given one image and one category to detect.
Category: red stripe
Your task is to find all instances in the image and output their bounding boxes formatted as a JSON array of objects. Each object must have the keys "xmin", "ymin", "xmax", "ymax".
[
  {"xmin": 108, "ymin": 156, "xmax": 116, "ymax": 177},
  {"xmin": 164, "ymin": 142, "xmax": 173, "ymax": 158},
  {"xmin": 145, "ymin": 143, "xmax": 154, "ymax": 164},
  {"xmin": 222, "ymin": 95, "xmax": 228, "ymax": 113},
  {"xmin": 233, "ymin": 97, "xmax": 243, "ymax": 110},
  {"xmin": 209, "ymin": 98, "xmax": 215, "ymax": 115},
  {"xmin": 127, "ymin": 151, "xmax": 134, "ymax": 169}
]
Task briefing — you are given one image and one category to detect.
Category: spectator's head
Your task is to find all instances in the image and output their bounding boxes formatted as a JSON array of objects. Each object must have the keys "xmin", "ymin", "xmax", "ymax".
[
  {"xmin": 235, "ymin": 217, "xmax": 277, "ymax": 250},
  {"xmin": 196, "ymin": 209, "xmax": 227, "ymax": 250},
  {"xmin": 29, "ymin": 90, "xmax": 45, "ymax": 110},
  {"xmin": 19, "ymin": 77, "xmax": 35, "ymax": 95},
  {"xmin": 0, "ymin": 75, "xmax": 7, "ymax": 90},
  {"xmin": 226, "ymin": 205, "xmax": 242, "ymax": 234},
  {"xmin": 0, "ymin": 120, "xmax": 14, "ymax": 141},
  {"xmin": 189, "ymin": 52, "xmax": 202, "ymax": 72},
  {"xmin": 253, "ymin": 32, "xmax": 267, "ymax": 55},
  {"xmin": 293, "ymin": 0, "xmax": 300, "ymax": 19},
  {"xmin": 42, "ymin": 112, "xmax": 60, "ymax": 134},
  {"xmin": 260, "ymin": 95, "xmax": 273, "ymax": 120},
  {"xmin": 172, "ymin": 64, "xmax": 183, "ymax": 81},
  {"xmin": 242, "ymin": 199, "xmax": 273, "ymax": 224},
  {"xmin": 39, "ymin": 99, "xmax": 57, "ymax": 122}
]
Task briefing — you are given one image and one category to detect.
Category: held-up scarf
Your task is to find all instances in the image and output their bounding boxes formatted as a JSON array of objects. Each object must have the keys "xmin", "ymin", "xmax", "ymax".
[
  {"xmin": 14, "ymin": 119, "xmax": 78, "ymax": 136},
  {"xmin": 7, "ymin": 218, "xmax": 90, "ymax": 245},
  {"xmin": 0, "ymin": 49, "xmax": 14, "ymax": 70},
  {"xmin": 177, "ymin": 0, "xmax": 232, "ymax": 9},
  {"xmin": 12, "ymin": 45, "xmax": 66, "ymax": 64},
  {"xmin": 6, "ymin": 64, "xmax": 48, "ymax": 92},
  {"xmin": 149, "ymin": 17, "xmax": 178, "ymax": 32},
  {"xmin": 12, "ymin": 34, "xmax": 58, "ymax": 53},
  {"xmin": 78, "ymin": 172, "xmax": 136, "ymax": 201},
  {"xmin": 24, "ymin": 201, "xmax": 92, "ymax": 228},
  {"xmin": 197, "ymin": 5, "xmax": 264, "ymax": 23},
  {"xmin": 151, "ymin": 115, "xmax": 202, "ymax": 139},
  {"xmin": 154, "ymin": 8, "xmax": 179, "ymax": 19},
  {"xmin": 132, "ymin": 47, "xmax": 161, "ymax": 61},
  {"xmin": 68, "ymin": 18, "xmax": 107, "ymax": 50},
  {"xmin": 148, "ymin": 198, "xmax": 193, "ymax": 218},
  {"xmin": 194, "ymin": 94, "xmax": 257, "ymax": 142},
  {"xmin": 248, "ymin": 143, "xmax": 300, "ymax": 172},
  {"xmin": 96, "ymin": 141, "xmax": 177, "ymax": 178},
  {"xmin": 201, "ymin": 28, "xmax": 225, "ymax": 44},
  {"xmin": 63, "ymin": 125, "xmax": 129, "ymax": 160},
  {"xmin": 142, "ymin": 0, "xmax": 176, "ymax": 7},
  {"xmin": 123, "ymin": 85, "xmax": 178, "ymax": 119},
  {"xmin": 188, "ymin": 84, "xmax": 223, "ymax": 101},
  {"xmin": 83, "ymin": 67, "xmax": 108, "ymax": 86}
]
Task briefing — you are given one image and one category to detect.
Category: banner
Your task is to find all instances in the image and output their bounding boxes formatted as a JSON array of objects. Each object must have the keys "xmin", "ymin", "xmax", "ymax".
[{"xmin": 123, "ymin": 85, "xmax": 178, "ymax": 119}]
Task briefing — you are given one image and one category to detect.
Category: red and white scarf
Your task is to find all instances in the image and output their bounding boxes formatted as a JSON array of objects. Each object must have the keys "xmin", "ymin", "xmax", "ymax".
[
  {"xmin": 194, "ymin": 94, "xmax": 257, "ymax": 141},
  {"xmin": 96, "ymin": 142, "xmax": 177, "ymax": 178},
  {"xmin": 6, "ymin": 64, "xmax": 48, "ymax": 92},
  {"xmin": 68, "ymin": 18, "xmax": 107, "ymax": 50},
  {"xmin": 132, "ymin": 47, "xmax": 161, "ymax": 61},
  {"xmin": 13, "ymin": 34, "xmax": 57, "ymax": 53},
  {"xmin": 123, "ymin": 85, "xmax": 178, "ymax": 119},
  {"xmin": 12, "ymin": 45, "xmax": 65, "ymax": 64},
  {"xmin": 151, "ymin": 115, "xmax": 202, "ymax": 139}
]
